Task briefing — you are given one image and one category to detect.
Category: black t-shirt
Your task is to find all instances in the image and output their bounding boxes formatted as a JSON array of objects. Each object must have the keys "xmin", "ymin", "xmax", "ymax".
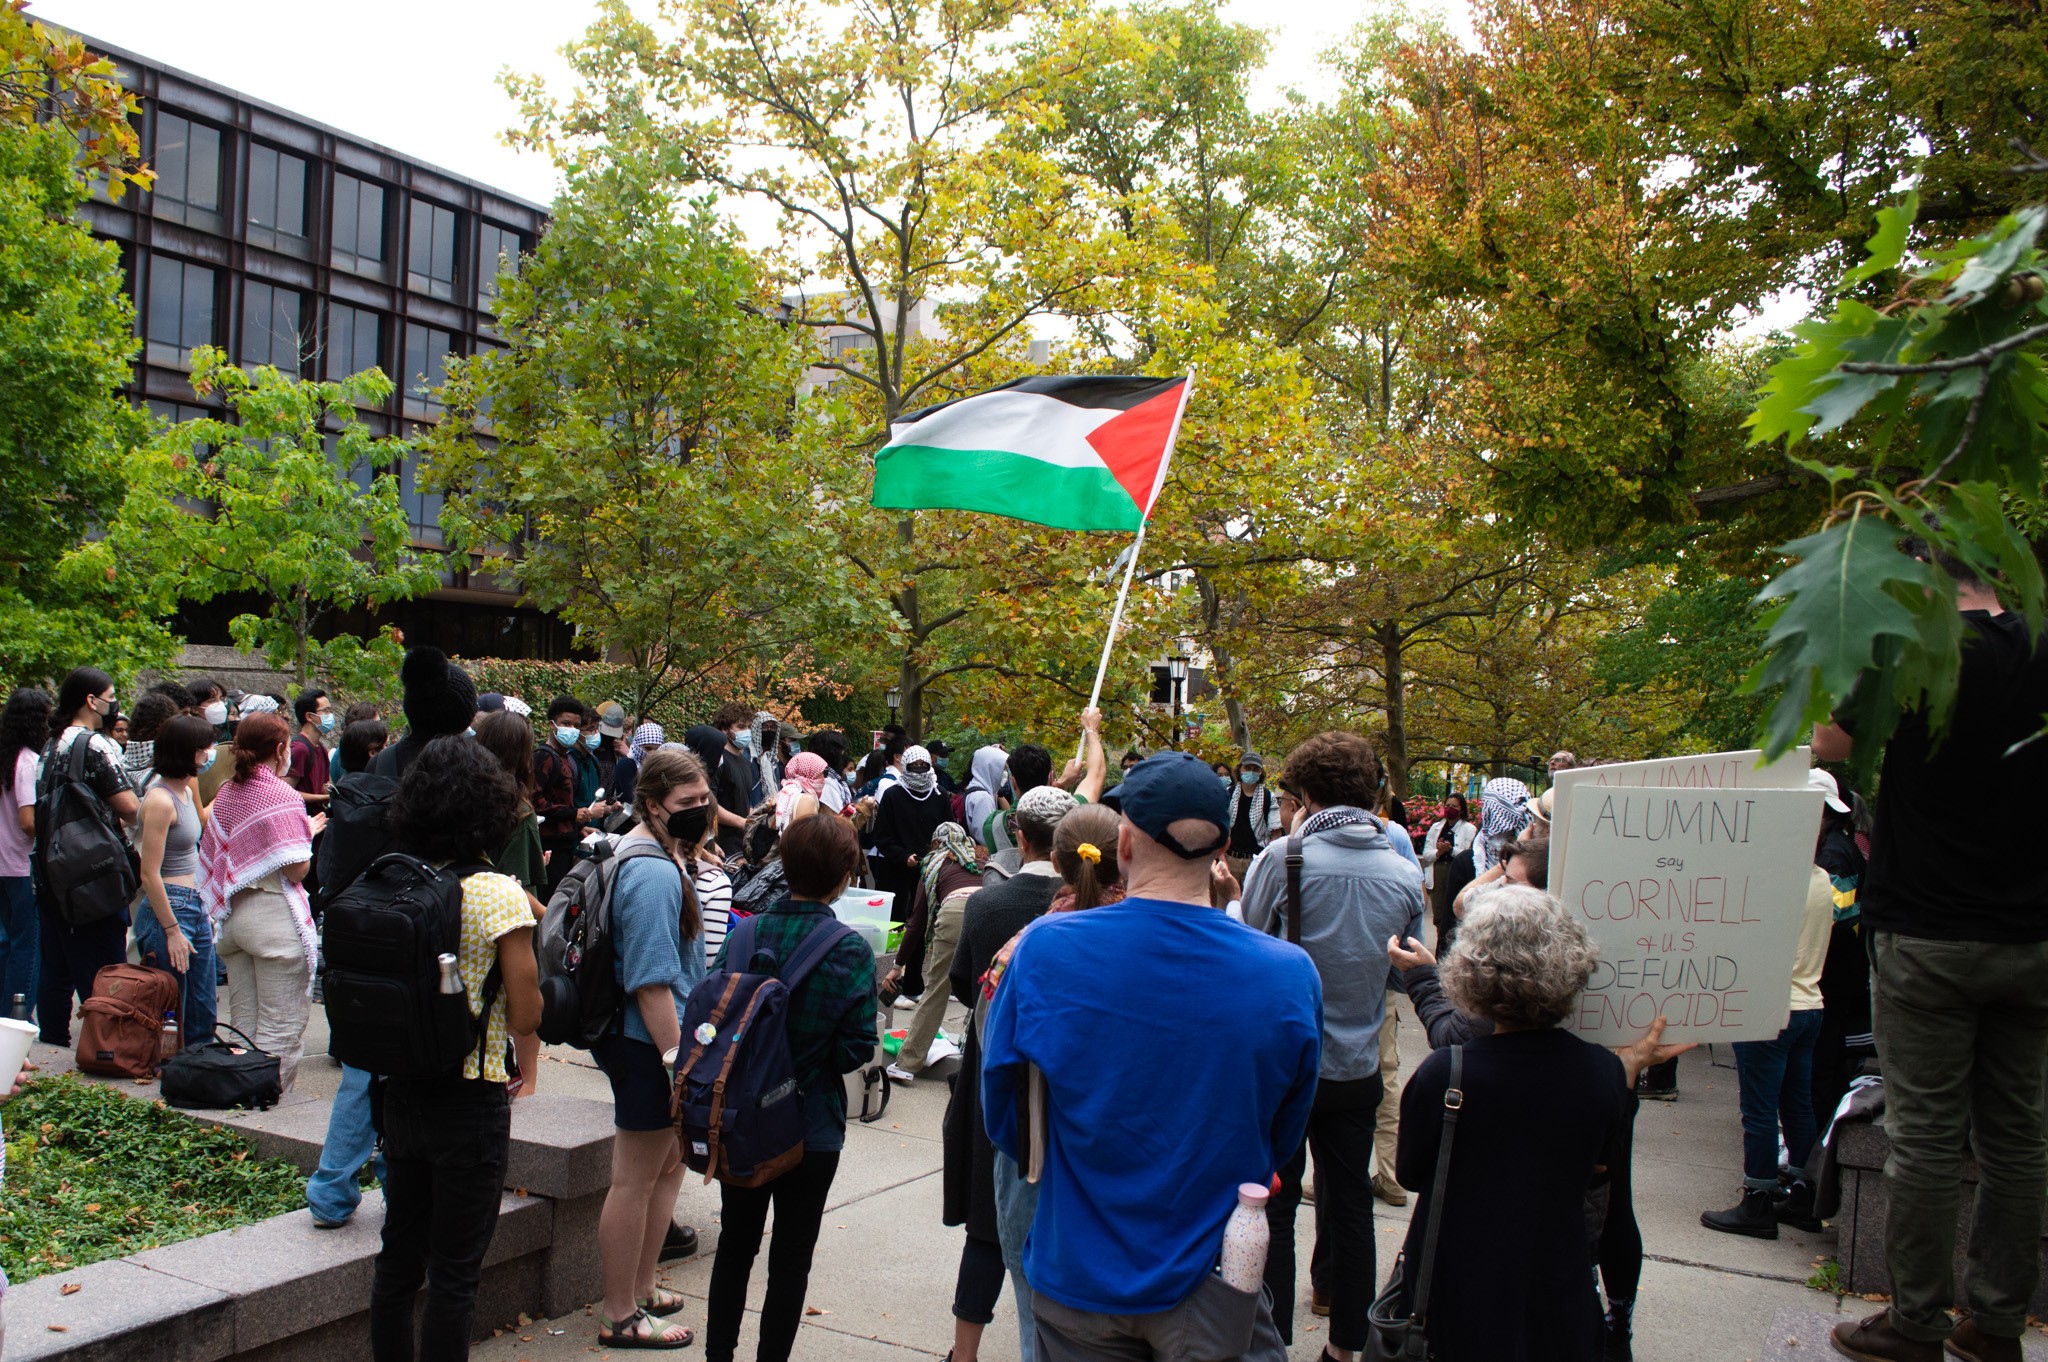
[
  {"xmin": 714, "ymin": 748, "xmax": 753, "ymax": 855},
  {"xmin": 1860, "ymin": 610, "xmax": 2048, "ymax": 942}
]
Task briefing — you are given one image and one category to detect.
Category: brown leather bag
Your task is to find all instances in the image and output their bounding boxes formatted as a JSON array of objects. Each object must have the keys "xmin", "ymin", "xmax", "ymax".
[{"xmin": 76, "ymin": 963, "xmax": 181, "ymax": 1079}]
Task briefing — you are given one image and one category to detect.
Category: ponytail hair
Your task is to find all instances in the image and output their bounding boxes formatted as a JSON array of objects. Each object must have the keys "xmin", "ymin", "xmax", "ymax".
[{"xmin": 1052, "ymin": 804, "xmax": 1122, "ymax": 913}]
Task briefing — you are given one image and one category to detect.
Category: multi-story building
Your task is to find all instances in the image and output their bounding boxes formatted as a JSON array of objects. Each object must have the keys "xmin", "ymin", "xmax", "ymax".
[{"xmin": 69, "ymin": 30, "xmax": 577, "ymax": 661}]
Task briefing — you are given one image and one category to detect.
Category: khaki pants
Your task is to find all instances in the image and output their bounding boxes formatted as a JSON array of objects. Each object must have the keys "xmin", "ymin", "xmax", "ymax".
[
  {"xmin": 899, "ymin": 890, "xmax": 971, "ymax": 1072},
  {"xmin": 218, "ymin": 882, "xmax": 312, "ymax": 1092},
  {"xmin": 1373, "ymin": 991, "xmax": 1401, "ymax": 1177}
]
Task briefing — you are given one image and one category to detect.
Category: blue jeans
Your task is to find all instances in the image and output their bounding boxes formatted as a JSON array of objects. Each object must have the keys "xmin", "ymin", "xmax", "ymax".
[
  {"xmin": 1732, "ymin": 1007, "xmax": 1824, "ymax": 1187},
  {"xmin": 131, "ymin": 884, "xmax": 217, "ymax": 1049},
  {"xmin": 0, "ymin": 877, "xmax": 38, "ymax": 1019},
  {"xmin": 1011, "ymin": 1268, "xmax": 1037, "ymax": 1362},
  {"xmin": 307, "ymin": 1063, "xmax": 384, "ymax": 1225}
]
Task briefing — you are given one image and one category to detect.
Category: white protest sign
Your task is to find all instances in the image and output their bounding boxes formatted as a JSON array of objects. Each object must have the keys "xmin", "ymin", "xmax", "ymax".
[
  {"xmin": 1548, "ymin": 747, "xmax": 1810, "ymax": 894},
  {"xmin": 1555, "ymin": 784, "xmax": 1823, "ymax": 1046}
]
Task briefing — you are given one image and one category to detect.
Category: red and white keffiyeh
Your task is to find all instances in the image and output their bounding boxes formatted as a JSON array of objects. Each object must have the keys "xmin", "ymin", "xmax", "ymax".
[{"xmin": 197, "ymin": 764, "xmax": 319, "ymax": 986}]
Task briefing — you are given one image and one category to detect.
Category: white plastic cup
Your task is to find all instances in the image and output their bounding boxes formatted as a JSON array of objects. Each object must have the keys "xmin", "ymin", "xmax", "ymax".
[{"xmin": 0, "ymin": 1016, "xmax": 37, "ymax": 1095}]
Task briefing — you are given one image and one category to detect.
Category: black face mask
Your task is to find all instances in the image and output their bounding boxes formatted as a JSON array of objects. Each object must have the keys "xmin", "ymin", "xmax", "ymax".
[{"xmin": 666, "ymin": 804, "xmax": 711, "ymax": 847}]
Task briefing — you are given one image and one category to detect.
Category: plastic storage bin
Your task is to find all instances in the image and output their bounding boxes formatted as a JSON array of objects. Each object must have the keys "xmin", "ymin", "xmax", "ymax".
[{"xmin": 832, "ymin": 889, "xmax": 896, "ymax": 953}]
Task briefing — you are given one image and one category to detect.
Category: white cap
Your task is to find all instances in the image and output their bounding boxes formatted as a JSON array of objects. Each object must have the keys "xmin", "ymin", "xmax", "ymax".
[{"xmin": 1808, "ymin": 768, "xmax": 1850, "ymax": 814}]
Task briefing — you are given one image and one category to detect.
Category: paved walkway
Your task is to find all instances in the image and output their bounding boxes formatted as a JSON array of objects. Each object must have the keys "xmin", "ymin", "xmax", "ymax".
[
  {"xmin": 34, "ymin": 990, "xmax": 2045, "ymax": 1360},
  {"xmin": 459, "ymin": 998, "xmax": 1992, "ymax": 1362}
]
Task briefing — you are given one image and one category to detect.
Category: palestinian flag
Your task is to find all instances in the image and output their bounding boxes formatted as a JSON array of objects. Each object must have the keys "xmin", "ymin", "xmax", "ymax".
[{"xmin": 871, "ymin": 375, "xmax": 1190, "ymax": 532}]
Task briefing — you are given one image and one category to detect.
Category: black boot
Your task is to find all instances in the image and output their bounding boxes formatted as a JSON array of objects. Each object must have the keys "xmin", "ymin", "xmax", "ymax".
[
  {"xmin": 1774, "ymin": 1179, "xmax": 1823, "ymax": 1232},
  {"xmin": 659, "ymin": 1221, "xmax": 698, "ymax": 1261},
  {"xmin": 1700, "ymin": 1187, "xmax": 1778, "ymax": 1239}
]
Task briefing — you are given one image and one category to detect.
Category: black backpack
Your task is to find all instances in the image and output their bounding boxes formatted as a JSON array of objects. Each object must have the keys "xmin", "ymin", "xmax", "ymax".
[
  {"xmin": 535, "ymin": 839, "xmax": 671, "ymax": 1048},
  {"xmin": 676, "ymin": 915, "xmax": 857, "ymax": 1186},
  {"xmin": 36, "ymin": 737, "xmax": 138, "ymax": 927},
  {"xmin": 314, "ymin": 770, "xmax": 400, "ymax": 911},
  {"xmin": 320, "ymin": 853, "xmax": 498, "ymax": 1079}
]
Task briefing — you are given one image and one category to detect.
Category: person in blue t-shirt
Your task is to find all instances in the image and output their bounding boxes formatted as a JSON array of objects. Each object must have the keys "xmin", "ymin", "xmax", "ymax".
[{"xmin": 981, "ymin": 751, "xmax": 1320, "ymax": 1361}]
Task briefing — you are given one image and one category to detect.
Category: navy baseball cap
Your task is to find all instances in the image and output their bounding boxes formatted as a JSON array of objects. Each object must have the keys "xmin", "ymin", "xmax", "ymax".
[{"xmin": 1115, "ymin": 751, "xmax": 1231, "ymax": 859}]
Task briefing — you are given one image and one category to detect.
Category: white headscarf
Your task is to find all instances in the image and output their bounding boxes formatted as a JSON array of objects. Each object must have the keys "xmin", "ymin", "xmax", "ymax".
[
  {"xmin": 964, "ymin": 745, "xmax": 1008, "ymax": 844},
  {"xmin": 898, "ymin": 744, "xmax": 938, "ymax": 799}
]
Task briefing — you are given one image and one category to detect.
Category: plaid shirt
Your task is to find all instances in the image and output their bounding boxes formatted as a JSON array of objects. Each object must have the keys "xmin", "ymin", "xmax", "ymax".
[{"xmin": 713, "ymin": 897, "xmax": 878, "ymax": 1148}]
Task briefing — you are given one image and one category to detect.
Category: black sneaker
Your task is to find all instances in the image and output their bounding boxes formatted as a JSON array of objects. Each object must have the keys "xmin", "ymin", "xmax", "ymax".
[
  {"xmin": 659, "ymin": 1222, "xmax": 698, "ymax": 1261},
  {"xmin": 1700, "ymin": 1187, "xmax": 1778, "ymax": 1239},
  {"xmin": 1635, "ymin": 1071, "xmax": 1677, "ymax": 1101}
]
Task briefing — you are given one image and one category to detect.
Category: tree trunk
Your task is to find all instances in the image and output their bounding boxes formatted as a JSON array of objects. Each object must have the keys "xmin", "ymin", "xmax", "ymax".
[
  {"xmin": 1194, "ymin": 571, "xmax": 1251, "ymax": 752},
  {"xmin": 1378, "ymin": 622, "xmax": 1409, "ymax": 798},
  {"xmin": 892, "ymin": 513, "xmax": 927, "ymax": 740}
]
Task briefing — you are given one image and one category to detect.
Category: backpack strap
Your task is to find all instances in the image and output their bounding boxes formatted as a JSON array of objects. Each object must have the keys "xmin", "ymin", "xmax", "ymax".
[
  {"xmin": 777, "ymin": 918, "xmax": 858, "ymax": 993},
  {"xmin": 1282, "ymin": 830, "xmax": 1305, "ymax": 946}
]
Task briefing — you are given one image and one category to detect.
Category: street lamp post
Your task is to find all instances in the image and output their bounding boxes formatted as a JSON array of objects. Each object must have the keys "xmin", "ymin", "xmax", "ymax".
[
  {"xmin": 1168, "ymin": 648, "xmax": 1189, "ymax": 750},
  {"xmin": 886, "ymin": 686, "xmax": 901, "ymax": 727}
]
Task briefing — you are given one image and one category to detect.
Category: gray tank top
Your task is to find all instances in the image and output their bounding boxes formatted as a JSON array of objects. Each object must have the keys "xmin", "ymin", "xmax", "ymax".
[{"xmin": 156, "ymin": 786, "xmax": 201, "ymax": 878}]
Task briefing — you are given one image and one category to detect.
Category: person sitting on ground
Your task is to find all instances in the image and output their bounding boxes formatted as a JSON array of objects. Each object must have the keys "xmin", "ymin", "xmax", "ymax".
[
  {"xmin": 981, "ymin": 752, "xmax": 1321, "ymax": 1360},
  {"xmin": 1229, "ymin": 730, "xmax": 1427, "ymax": 1354},
  {"xmin": 367, "ymin": 736, "xmax": 542, "ymax": 1361},
  {"xmin": 196, "ymin": 711, "xmax": 324, "ymax": 1091},
  {"xmin": 939, "ymin": 784, "xmax": 1076, "ymax": 1362},
  {"xmin": 133, "ymin": 715, "xmax": 219, "ymax": 1049},
  {"xmin": 729, "ymin": 806, "xmax": 788, "ymax": 915},
  {"xmin": 592, "ymin": 748, "xmax": 713, "ymax": 1351},
  {"xmin": 702, "ymin": 813, "xmax": 877, "ymax": 1362},
  {"xmin": 884, "ymin": 821, "xmax": 978, "ymax": 1083}
]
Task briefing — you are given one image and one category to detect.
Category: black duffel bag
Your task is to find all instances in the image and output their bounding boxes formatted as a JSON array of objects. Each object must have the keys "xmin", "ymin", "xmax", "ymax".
[{"xmin": 159, "ymin": 1024, "xmax": 283, "ymax": 1112}]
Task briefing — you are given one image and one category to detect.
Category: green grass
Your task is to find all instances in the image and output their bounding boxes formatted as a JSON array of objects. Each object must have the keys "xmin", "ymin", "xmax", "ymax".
[{"xmin": 0, "ymin": 1074, "xmax": 306, "ymax": 1283}]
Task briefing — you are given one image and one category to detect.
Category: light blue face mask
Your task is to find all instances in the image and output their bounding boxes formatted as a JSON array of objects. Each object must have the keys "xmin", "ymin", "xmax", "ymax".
[
  {"xmin": 317, "ymin": 711, "xmax": 337, "ymax": 734},
  {"xmin": 554, "ymin": 725, "xmax": 580, "ymax": 748},
  {"xmin": 582, "ymin": 732, "xmax": 601, "ymax": 751},
  {"xmin": 198, "ymin": 747, "xmax": 217, "ymax": 774},
  {"xmin": 1239, "ymin": 770, "xmax": 1260, "ymax": 787}
]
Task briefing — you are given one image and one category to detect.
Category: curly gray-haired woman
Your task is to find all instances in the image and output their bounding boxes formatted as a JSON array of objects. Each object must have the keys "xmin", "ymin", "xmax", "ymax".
[{"xmin": 1392, "ymin": 886, "xmax": 1633, "ymax": 1361}]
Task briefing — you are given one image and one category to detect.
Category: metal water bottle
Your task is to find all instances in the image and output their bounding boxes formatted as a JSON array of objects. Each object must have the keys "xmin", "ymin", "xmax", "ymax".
[
  {"xmin": 436, "ymin": 953, "xmax": 463, "ymax": 995},
  {"xmin": 1219, "ymin": 1182, "xmax": 1271, "ymax": 1293},
  {"xmin": 9, "ymin": 994, "xmax": 26, "ymax": 1021}
]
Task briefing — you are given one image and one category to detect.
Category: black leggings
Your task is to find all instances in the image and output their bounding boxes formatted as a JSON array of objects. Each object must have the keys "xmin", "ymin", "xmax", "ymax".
[
  {"xmin": 36, "ymin": 900, "xmax": 127, "ymax": 1044},
  {"xmin": 705, "ymin": 1151, "xmax": 841, "ymax": 1362},
  {"xmin": 1597, "ymin": 1097, "xmax": 1643, "ymax": 1303},
  {"xmin": 953, "ymin": 1232, "xmax": 1007, "ymax": 1324}
]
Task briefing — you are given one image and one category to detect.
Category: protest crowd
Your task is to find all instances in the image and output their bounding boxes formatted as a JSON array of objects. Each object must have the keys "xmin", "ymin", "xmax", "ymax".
[{"xmin": 0, "ymin": 549, "xmax": 2041, "ymax": 1362}]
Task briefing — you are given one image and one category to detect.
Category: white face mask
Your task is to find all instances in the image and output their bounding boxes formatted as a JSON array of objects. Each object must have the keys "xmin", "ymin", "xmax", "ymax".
[{"xmin": 203, "ymin": 701, "xmax": 228, "ymax": 726}]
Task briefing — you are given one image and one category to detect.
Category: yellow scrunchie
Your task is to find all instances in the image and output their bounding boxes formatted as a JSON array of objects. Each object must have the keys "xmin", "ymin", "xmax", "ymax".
[{"xmin": 1075, "ymin": 842, "xmax": 1102, "ymax": 864}]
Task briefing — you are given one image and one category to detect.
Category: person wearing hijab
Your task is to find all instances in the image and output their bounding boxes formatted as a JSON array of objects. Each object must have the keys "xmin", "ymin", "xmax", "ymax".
[
  {"xmin": 775, "ymin": 751, "xmax": 830, "ymax": 831},
  {"xmin": 963, "ymin": 745, "xmax": 1011, "ymax": 857},
  {"xmin": 885, "ymin": 821, "xmax": 979, "ymax": 1082},
  {"xmin": 870, "ymin": 744, "xmax": 951, "ymax": 909}
]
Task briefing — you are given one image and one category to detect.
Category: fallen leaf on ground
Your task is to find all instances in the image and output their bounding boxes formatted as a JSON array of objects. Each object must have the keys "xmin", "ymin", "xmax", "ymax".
[
  {"xmin": 60, "ymin": 1282, "xmax": 80, "ymax": 1295},
  {"xmin": 47, "ymin": 1325, "xmax": 68, "ymax": 1332}
]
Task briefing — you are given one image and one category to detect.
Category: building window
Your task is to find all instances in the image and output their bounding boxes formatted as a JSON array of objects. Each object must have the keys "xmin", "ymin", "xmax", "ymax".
[
  {"xmin": 240, "ymin": 282, "xmax": 303, "ymax": 374},
  {"xmin": 407, "ymin": 200, "xmax": 458, "ymax": 300},
  {"xmin": 399, "ymin": 457, "xmax": 445, "ymax": 545},
  {"xmin": 151, "ymin": 112, "xmax": 222, "ymax": 218},
  {"xmin": 402, "ymin": 323, "xmax": 455, "ymax": 417},
  {"xmin": 145, "ymin": 256, "xmax": 216, "ymax": 366},
  {"xmin": 246, "ymin": 144, "xmax": 307, "ymax": 246},
  {"xmin": 476, "ymin": 222, "xmax": 521, "ymax": 309},
  {"xmin": 326, "ymin": 304, "xmax": 384, "ymax": 383},
  {"xmin": 332, "ymin": 174, "xmax": 386, "ymax": 274}
]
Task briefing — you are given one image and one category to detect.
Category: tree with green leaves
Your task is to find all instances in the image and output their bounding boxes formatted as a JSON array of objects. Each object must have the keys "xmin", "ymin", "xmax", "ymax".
[
  {"xmin": 423, "ymin": 154, "xmax": 889, "ymax": 719},
  {"xmin": 1745, "ymin": 194, "xmax": 2048, "ymax": 780},
  {"xmin": 508, "ymin": 0, "xmax": 1168, "ymax": 737},
  {"xmin": 0, "ymin": 3, "xmax": 163, "ymax": 684},
  {"xmin": 68, "ymin": 350, "xmax": 438, "ymax": 689}
]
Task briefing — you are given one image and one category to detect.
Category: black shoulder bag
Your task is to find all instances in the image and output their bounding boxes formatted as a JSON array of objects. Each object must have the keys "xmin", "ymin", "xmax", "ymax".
[
  {"xmin": 1258, "ymin": 829, "xmax": 1308, "ymax": 945},
  {"xmin": 1367, "ymin": 1044, "xmax": 1464, "ymax": 1360}
]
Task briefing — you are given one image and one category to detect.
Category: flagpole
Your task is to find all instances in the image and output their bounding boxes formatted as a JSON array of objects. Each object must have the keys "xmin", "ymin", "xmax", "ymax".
[{"xmin": 1078, "ymin": 371, "xmax": 1196, "ymax": 758}]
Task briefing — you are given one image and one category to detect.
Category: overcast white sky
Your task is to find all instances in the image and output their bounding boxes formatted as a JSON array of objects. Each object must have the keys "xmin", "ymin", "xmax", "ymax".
[{"xmin": 32, "ymin": 0, "xmax": 1463, "ymax": 207}]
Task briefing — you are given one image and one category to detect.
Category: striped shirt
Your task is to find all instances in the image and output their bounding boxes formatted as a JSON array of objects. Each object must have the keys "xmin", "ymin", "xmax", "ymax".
[{"xmin": 695, "ymin": 862, "xmax": 734, "ymax": 960}]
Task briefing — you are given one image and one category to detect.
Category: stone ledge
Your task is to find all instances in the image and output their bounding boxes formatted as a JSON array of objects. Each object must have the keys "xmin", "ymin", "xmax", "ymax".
[{"xmin": 3, "ymin": 1257, "xmax": 236, "ymax": 1362}]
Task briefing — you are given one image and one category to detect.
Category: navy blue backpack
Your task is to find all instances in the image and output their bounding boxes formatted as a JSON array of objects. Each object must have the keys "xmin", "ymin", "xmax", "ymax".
[{"xmin": 674, "ymin": 916, "xmax": 856, "ymax": 1187}]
